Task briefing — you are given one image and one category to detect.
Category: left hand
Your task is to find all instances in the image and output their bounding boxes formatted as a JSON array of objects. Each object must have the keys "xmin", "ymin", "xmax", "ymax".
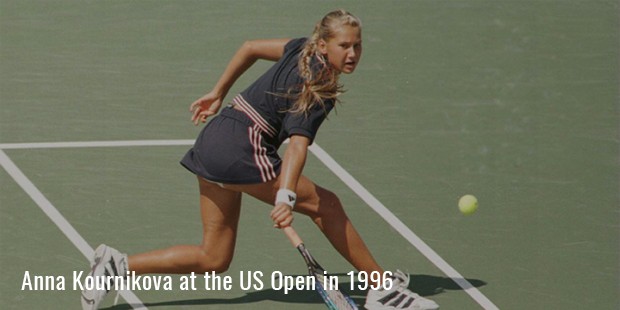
[
  {"xmin": 190, "ymin": 91, "xmax": 223, "ymax": 125},
  {"xmin": 270, "ymin": 203, "xmax": 294, "ymax": 228}
]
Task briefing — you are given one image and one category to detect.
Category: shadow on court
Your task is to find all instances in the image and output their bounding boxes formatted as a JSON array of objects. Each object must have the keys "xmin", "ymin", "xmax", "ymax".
[{"xmin": 102, "ymin": 274, "xmax": 487, "ymax": 309}]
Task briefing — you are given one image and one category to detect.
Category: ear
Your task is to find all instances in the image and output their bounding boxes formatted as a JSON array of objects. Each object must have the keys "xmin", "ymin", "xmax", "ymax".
[{"xmin": 317, "ymin": 39, "xmax": 328, "ymax": 55}]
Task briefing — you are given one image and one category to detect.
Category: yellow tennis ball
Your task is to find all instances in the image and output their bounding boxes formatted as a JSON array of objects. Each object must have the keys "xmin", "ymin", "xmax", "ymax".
[{"xmin": 458, "ymin": 195, "xmax": 478, "ymax": 215}]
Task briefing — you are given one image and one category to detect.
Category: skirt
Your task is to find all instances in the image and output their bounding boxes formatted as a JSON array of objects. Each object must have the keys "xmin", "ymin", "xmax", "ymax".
[{"xmin": 180, "ymin": 106, "xmax": 281, "ymax": 184}]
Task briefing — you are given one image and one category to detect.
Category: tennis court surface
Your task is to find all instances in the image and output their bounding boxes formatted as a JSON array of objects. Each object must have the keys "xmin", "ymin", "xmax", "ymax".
[{"xmin": 1, "ymin": 1, "xmax": 618, "ymax": 309}]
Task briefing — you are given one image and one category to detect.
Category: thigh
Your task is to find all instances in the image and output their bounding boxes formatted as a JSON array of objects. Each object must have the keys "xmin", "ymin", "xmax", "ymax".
[
  {"xmin": 198, "ymin": 177, "xmax": 242, "ymax": 256},
  {"xmin": 293, "ymin": 176, "xmax": 342, "ymax": 219},
  {"xmin": 222, "ymin": 175, "xmax": 333, "ymax": 218}
]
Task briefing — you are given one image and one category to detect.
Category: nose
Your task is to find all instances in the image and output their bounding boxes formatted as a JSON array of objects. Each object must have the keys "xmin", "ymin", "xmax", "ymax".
[
  {"xmin": 347, "ymin": 47, "xmax": 357, "ymax": 58},
  {"xmin": 349, "ymin": 45, "xmax": 362, "ymax": 59}
]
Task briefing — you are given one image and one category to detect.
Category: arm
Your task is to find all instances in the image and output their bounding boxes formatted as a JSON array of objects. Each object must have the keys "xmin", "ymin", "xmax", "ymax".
[
  {"xmin": 191, "ymin": 38, "xmax": 291, "ymax": 125},
  {"xmin": 270, "ymin": 134, "xmax": 310, "ymax": 228}
]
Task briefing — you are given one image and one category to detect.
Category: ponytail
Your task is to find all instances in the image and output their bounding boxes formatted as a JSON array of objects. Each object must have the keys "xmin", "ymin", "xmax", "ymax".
[{"xmin": 291, "ymin": 10, "xmax": 362, "ymax": 114}]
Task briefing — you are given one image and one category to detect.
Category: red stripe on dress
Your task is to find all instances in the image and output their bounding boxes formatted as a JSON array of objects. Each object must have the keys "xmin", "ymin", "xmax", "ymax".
[
  {"xmin": 249, "ymin": 126, "xmax": 267, "ymax": 182},
  {"xmin": 254, "ymin": 125, "xmax": 276, "ymax": 180},
  {"xmin": 234, "ymin": 95, "xmax": 277, "ymax": 137},
  {"xmin": 248, "ymin": 125, "xmax": 276, "ymax": 182},
  {"xmin": 257, "ymin": 133, "xmax": 277, "ymax": 180}
]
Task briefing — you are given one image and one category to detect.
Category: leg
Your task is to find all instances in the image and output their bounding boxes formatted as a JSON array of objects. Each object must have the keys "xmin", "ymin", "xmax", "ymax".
[
  {"xmin": 128, "ymin": 177, "xmax": 242, "ymax": 274},
  {"xmin": 199, "ymin": 176, "xmax": 439, "ymax": 310},
  {"xmin": 225, "ymin": 175, "xmax": 383, "ymax": 274},
  {"xmin": 293, "ymin": 175, "xmax": 384, "ymax": 274}
]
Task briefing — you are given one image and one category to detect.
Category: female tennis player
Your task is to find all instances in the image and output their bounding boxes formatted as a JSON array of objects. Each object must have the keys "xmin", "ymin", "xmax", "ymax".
[{"xmin": 81, "ymin": 10, "xmax": 439, "ymax": 310}]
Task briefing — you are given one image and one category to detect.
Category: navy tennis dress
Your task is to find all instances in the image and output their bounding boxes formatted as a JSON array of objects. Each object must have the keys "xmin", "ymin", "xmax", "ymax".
[{"xmin": 181, "ymin": 38, "xmax": 334, "ymax": 184}]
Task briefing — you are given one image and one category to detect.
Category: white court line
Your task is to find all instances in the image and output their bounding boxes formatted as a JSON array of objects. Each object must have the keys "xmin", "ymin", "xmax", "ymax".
[
  {"xmin": 1, "ymin": 139, "xmax": 499, "ymax": 309},
  {"xmin": 308, "ymin": 144, "xmax": 499, "ymax": 310},
  {"xmin": 0, "ymin": 149, "xmax": 148, "ymax": 310},
  {"xmin": 0, "ymin": 139, "xmax": 195, "ymax": 150}
]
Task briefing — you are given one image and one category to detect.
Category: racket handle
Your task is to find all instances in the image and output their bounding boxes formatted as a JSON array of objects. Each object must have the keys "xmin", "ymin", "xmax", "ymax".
[{"xmin": 282, "ymin": 226, "xmax": 304, "ymax": 248}]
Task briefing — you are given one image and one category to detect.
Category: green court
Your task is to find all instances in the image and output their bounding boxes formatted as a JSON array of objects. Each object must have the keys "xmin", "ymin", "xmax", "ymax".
[{"xmin": 1, "ymin": 1, "xmax": 618, "ymax": 309}]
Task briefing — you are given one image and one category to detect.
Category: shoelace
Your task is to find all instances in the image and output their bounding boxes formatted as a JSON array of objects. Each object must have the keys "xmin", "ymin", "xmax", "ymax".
[{"xmin": 393, "ymin": 271, "xmax": 410, "ymax": 288}]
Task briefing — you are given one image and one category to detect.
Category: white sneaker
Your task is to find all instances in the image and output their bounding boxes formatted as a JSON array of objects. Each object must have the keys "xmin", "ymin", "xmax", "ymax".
[
  {"xmin": 80, "ymin": 244, "xmax": 128, "ymax": 310},
  {"xmin": 365, "ymin": 270, "xmax": 439, "ymax": 310}
]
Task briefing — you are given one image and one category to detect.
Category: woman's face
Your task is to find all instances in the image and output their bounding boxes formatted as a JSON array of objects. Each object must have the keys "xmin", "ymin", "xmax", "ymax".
[{"xmin": 319, "ymin": 25, "xmax": 362, "ymax": 74}]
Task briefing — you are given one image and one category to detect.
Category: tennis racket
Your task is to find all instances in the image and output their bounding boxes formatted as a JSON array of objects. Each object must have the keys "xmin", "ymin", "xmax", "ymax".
[{"xmin": 282, "ymin": 226, "xmax": 358, "ymax": 310}]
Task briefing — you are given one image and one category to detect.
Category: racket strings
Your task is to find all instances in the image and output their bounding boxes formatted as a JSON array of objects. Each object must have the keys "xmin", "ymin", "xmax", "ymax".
[
  {"xmin": 297, "ymin": 244, "xmax": 357, "ymax": 309},
  {"xmin": 312, "ymin": 270, "xmax": 356, "ymax": 310}
]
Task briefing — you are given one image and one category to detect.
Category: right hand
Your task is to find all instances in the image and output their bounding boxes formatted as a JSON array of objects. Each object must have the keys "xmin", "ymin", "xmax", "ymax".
[
  {"xmin": 270, "ymin": 203, "xmax": 294, "ymax": 229},
  {"xmin": 190, "ymin": 91, "xmax": 223, "ymax": 125}
]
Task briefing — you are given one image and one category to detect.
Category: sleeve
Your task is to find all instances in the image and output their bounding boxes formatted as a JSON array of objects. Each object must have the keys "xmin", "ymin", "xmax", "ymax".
[
  {"xmin": 284, "ymin": 37, "xmax": 308, "ymax": 53},
  {"xmin": 282, "ymin": 101, "xmax": 334, "ymax": 144}
]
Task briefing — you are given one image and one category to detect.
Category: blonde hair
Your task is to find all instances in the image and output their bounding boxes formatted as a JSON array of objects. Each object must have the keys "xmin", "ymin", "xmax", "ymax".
[{"xmin": 291, "ymin": 10, "xmax": 362, "ymax": 114}]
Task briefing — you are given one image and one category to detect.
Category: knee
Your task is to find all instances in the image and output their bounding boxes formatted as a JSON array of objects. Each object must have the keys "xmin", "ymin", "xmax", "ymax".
[
  {"xmin": 211, "ymin": 261, "xmax": 232, "ymax": 274},
  {"xmin": 196, "ymin": 251, "xmax": 233, "ymax": 274},
  {"xmin": 209, "ymin": 256, "xmax": 232, "ymax": 274}
]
